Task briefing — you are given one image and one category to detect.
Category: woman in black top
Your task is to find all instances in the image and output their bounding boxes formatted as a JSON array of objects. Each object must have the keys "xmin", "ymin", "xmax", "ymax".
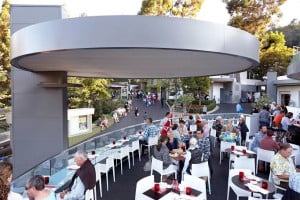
[
  {"xmin": 237, "ymin": 117, "xmax": 249, "ymax": 145},
  {"xmin": 166, "ymin": 130, "xmax": 179, "ymax": 151}
]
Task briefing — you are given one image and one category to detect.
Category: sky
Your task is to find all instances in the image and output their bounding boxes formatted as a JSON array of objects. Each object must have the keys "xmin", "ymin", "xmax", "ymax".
[{"xmin": 6, "ymin": 0, "xmax": 300, "ymax": 27}]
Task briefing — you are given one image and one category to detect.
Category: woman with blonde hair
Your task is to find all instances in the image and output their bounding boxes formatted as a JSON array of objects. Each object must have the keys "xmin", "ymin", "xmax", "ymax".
[
  {"xmin": 0, "ymin": 161, "xmax": 23, "ymax": 200},
  {"xmin": 224, "ymin": 119, "xmax": 237, "ymax": 133}
]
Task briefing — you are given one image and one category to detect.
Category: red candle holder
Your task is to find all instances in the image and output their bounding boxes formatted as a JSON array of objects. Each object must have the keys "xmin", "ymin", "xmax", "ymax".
[
  {"xmin": 239, "ymin": 171, "xmax": 244, "ymax": 181},
  {"xmin": 242, "ymin": 149, "xmax": 247, "ymax": 155},
  {"xmin": 91, "ymin": 150, "xmax": 96, "ymax": 155},
  {"xmin": 186, "ymin": 187, "xmax": 192, "ymax": 195},
  {"xmin": 231, "ymin": 145, "xmax": 235, "ymax": 151},
  {"xmin": 154, "ymin": 183, "xmax": 160, "ymax": 192},
  {"xmin": 262, "ymin": 181, "xmax": 268, "ymax": 189},
  {"xmin": 113, "ymin": 141, "xmax": 116, "ymax": 145},
  {"xmin": 123, "ymin": 136, "xmax": 126, "ymax": 140}
]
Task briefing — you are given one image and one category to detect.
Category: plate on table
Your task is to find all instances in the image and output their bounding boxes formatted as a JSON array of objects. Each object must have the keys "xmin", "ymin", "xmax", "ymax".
[{"xmin": 67, "ymin": 165, "xmax": 79, "ymax": 170}]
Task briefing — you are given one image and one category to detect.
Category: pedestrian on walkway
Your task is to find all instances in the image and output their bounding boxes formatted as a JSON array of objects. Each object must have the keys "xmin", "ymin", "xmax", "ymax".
[{"xmin": 134, "ymin": 107, "xmax": 139, "ymax": 117}]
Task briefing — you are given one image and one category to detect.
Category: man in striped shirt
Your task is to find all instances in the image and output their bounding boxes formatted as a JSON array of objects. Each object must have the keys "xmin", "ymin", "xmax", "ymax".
[{"xmin": 140, "ymin": 118, "xmax": 158, "ymax": 154}]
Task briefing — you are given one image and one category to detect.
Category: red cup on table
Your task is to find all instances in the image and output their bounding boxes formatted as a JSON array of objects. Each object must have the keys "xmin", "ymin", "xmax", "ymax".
[
  {"xmin": 44, "ymin": 176, "xmax": 50, "ymax": 185},
  {"xmin": 186, "ymin": 187, "xmax": 192, "ymax": 195},
  {"xmin": 139, "ymin": 131, "xmax": 142, "ymax": 134},
  {"xmin": 154, "ymin": 183, "xmax": 160, "ymax": 192},
  {"xmin": 113, "ymin": 141, "xmax": 116, "ymax": 145},
  {"xmin": 242, "ymin": 149, "xmax": 247, "ymax": 155},
  {"xmin": 262, "ymin": 181, "xmax": 268, "ymax": 189},
  {"xmin": 123, "ymin": 136, "xmax": 126, "ymax": 140},
  {"xmin": 91, "ymin": 150, "xmax": 96, "ymax": 155},
  {"xmin": 239, "ymin": 171, "xmax": 244, "ymax": 181},
  {"xmin": 231, "ymin": 145, "xmax": 235, "ymax": 151}
]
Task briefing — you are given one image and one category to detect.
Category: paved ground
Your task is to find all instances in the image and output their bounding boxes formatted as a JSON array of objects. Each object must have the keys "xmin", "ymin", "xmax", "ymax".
[
  {"xmin": 212, "ymin": 102, "xmax": 253, "ymax": 114},
  {"xmin": 98, "ymin": 98, "xmax": 169, "ymax": 135}
]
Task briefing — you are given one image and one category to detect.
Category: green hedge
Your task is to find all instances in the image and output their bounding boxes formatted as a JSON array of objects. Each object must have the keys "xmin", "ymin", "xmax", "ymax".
[{"xmin": 188, "ymin": 100, "xmax": 216, "ymax": 113}]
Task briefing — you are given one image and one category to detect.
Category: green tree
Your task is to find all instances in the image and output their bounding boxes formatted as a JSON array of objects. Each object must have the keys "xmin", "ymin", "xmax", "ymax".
[
  {"xmin": 181, "ymin": 76, "xmax": 210, "ymax": 96},
  {"xmin": 176, "ymin": 94, "xmax": 195, "ymax": 113},
  {"xmin": 251, "ymin": 31, "xmax": 293, "ymax": 79},
  {"xmin": 275, "ymin": 20, "xmax": 300, "ymax": 47},
  {"xmin": 68, "ymin": 77, "xmax": 112, "ymax": 109},
  {"xmin": 139, "ymin": 0, "xmax": 205, "ymax": 18},
  {"xmin": 226, "ymin": 0, "xmax": 286, "ymax": 36},
  {"xmin": 0, "ymin": 0, "xmax": 10, "ymax": 108}
]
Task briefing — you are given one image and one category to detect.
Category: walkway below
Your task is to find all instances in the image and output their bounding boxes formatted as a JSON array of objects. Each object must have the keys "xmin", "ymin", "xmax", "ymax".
[{"xmin": 99, "ymin": 98, "xmax": 170, "ymax": 135}]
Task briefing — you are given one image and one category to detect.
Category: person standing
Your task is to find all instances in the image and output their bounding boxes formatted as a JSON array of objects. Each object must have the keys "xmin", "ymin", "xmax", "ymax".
[
  {"xmin": 258, "ymin": 105, "xmax": 270, "ymax": 127},
  {"xmin": 160, "ymin": 112, "xmax": 172, "ymax": 136},
  {"xmin": 236, "ymin": 103, "xmax": 243, "ymax": 113},
  {"xmin": 237, "ymin": 117, "xmax": 249, "ymax": 145},
  {"xmin": 59, "ymin": 150, "xmax": 96, "ymax": 200},
  {"xmin": 134, "ymin": 107, "xmax": 139, "ymax": 117}
]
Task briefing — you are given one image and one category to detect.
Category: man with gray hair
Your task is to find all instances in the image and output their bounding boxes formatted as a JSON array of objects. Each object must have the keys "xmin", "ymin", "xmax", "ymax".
[{"xmin": 59, "ymin": 150, "xmax": 96, "ymax": 200}]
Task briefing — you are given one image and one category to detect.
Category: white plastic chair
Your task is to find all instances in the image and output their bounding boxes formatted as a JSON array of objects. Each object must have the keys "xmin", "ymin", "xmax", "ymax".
[
  {"xmin": 183, "ymin": 174, "xmax": 207, "ymax": 200},
  {"xmin": 135, "ymin": 175, "xmax": 154, "ymax": 200},
  {"xmin": 190, "ymin": 124, "xmax": 197, "ymax": 132},
  {"xmin": 268, "ymin": 170, "xmax": 287, "ymax": 194},
  {"xmin": 129, "ymin": 140, "xmax": 141, "ymax": 166},
  {"xmin": 113, "ymin": 145, "xmax": 130, "ymax": 175},
  {"xmin": 94, "ymin": 163, "xmax": 103, "ymax": 198},
  {"xmin": 226, "ymin": 169, "xmax": 252, "ymax": 200},
  {"xmin": 191, "ymin": 161, "xmax": 211, "ymax": 194},
  {"xmin": 85, "ymin": 189, "xmax": 94, "ymax": 200},
  {"xmin": 220, "ymin": 141, "xmax": 236, "ymax": 164},
  {"xmin": 150, "ymin": 156, "xmax": 177, "ymax": 182},
  {"xmin": 98, "ymin": 156, "xmax": 115, "ymax": 191},
  {"xmin": 141, "ymin": 135, "xmax": 159, "ymax": 159},
  {"xmin": 210, "ymin": 128, "xmax": 217, "ymax": 148},
  {"xmin": 256, "ymin": 148, "xmax": 275, "ymax": 174},
  {"xmin": 245, "ymin": 132, "xmax": 253, "ymax": 148},
  {"xmin": 233, "ymin": 156, "xmax": 256, "ymax": 174}
]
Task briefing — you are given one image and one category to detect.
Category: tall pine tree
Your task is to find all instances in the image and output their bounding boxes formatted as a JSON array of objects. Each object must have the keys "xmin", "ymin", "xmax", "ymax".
[{"xmin": 0, "ymin": 0, "xmax": 10, "ymax": 108}]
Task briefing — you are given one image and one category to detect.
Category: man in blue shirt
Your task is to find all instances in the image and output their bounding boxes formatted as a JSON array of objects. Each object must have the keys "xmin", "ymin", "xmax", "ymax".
[
  {"xmin": 140, "ymin": 117, "xmax": 158, "ymax": 154},
  {"xmin": 251, "ymin": 125, "xmax": 267, "ymax": 153}
]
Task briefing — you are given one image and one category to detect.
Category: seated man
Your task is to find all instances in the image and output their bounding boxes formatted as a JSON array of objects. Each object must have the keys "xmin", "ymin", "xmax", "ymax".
[
  {"xmin": 182, "ymin": 138, "xmax": 203, "ymax": 175},
  {"xmin": 270, "ymin": 143, "xmax": 300, "ymax": 189},
  {"xmin": 140, "ymin": 117, "xmax": 158, "ymax": 154},
  {"xmin": 59, "ymin": 150, "xmax": 96, "ymax": 200},
  {"xmin": 196, "ymin": 128, "xmax": 210, "ymax": 162},
  {"xmin": 26, "ymin": 175, "xmax": 56, "ymax": 200},
  {"xmin": 251, "ymin": 125, "xmax": 267, "ymax": 153},
  {"xmin": 260, "ymin": 129, "xmax": 280, "ymax": 152}
]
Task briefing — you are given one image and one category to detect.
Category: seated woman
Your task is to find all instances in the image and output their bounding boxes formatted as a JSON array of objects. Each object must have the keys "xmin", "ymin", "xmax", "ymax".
[
  {"xmin": 154, "ymin": 135, "xmax": 177, "ymax": 178},
  {"xmin": 223, "ymin": 119, "xmax": 237, "ymax": 133},
  {"xmin": 270, "ymin": 143, "xmax": 300, "ymax": 189},
  {"xmin": 166, "ymin": 130, "xmax": 179, "ymax": 152},
  {"xmin": 182, "ymin": 138, "xmax": 203, "ymax": 175}
]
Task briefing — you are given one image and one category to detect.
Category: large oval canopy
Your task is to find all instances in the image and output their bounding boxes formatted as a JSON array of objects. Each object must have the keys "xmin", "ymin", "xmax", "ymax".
[{"xmin": 11, "ymin": 15, "xmax": 259, "ymax": 78}]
